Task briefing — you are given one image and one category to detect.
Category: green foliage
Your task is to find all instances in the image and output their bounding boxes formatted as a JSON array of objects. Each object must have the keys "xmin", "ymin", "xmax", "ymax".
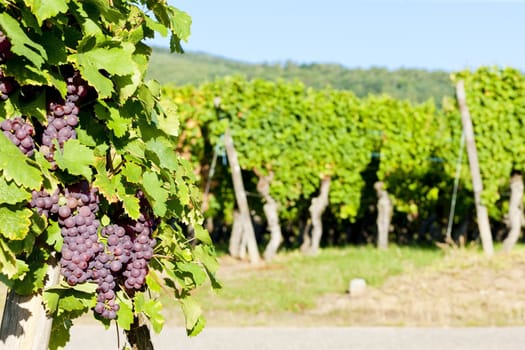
[
  {"xmin": 164, "ymin": 67, "xmax": 525, "ymax": 246},
  {"xmin": 452, "ymin": 67, "xmax": 525, "ymax": 220},
  {"xmin": 0, "ymin": 0, "xmax": 217, "ymax": 346}
]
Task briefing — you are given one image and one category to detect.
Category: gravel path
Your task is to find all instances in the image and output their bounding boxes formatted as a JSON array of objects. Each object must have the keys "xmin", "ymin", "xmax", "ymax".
[{"xmin": 65, "ymin": 325, "xmax": 525, "ymax": 350}]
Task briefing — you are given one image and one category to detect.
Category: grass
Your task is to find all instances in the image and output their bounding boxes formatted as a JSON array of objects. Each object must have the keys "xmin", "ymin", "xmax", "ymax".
[{"xmin": 187, "ymin": 245, "xmax": 443, "ymax": 315}]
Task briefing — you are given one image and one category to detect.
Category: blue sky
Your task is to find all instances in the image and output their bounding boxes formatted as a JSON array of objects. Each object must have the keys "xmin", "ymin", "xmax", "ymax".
[{"xmin": 150, "ymin": 1, "xmax": 525, "ymax": 71}]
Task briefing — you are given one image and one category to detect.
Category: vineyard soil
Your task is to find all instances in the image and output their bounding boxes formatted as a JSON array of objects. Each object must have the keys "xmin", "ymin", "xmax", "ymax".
[{"xmin": 180, "ymin": 247, "xmax": 525, "ymax": 327}]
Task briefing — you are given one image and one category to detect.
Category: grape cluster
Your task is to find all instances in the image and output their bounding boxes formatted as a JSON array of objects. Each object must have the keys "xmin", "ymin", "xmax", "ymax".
[
  {"xmin": 58, "ymin": 183, "xmax": 101, "ymax": 286},
  {"xmin": 1, "ymin": 117, "xmax": 36, "ymax": 156},
  {"xmin": 91, "ymin": 251, "xmax": 120, "ymax": 320},
  {"xmin": 41, "ymin": 71, "xmax": 88, "ymax": 166},
  {"xmin": 65, "ymin": 71, "xmax": 89, "ymax": 103},
  {"xmin": 41, "ymin": 101, "xmax": 79, "ymax": 165},
  {"xmin": 0, "ymin": 30, "xmax": 13, "ymax": 62},
  {"xmin": 30, "ymin": 189, "xmax": 59, "ymax": 218},
  {"xmin": 91, "ymin": 224, "xmax": 131, "ymax": 319},
  {"xmin": 0, "ymin": 69, "xmax": 15, "ymax": 101},
  {"xmin": 122, "ymin": 215, "xmax": 156, "ymax": 290}
]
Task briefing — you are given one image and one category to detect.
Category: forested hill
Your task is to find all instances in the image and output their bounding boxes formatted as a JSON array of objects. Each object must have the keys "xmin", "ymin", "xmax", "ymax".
[{"xmin": 147, "ymin": 47, "xmax": 454, "ymax": 106}]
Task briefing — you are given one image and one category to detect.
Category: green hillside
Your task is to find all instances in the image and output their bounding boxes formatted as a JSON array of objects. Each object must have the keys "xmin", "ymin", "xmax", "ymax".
[{"xmin": 147, "ymin": 47, "xmax": 454, "ymax": 106}]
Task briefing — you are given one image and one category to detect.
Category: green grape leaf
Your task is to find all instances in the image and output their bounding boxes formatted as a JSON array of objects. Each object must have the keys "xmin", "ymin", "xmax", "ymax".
[
  {"xmin": 93, "ymin": 172, "xmax": 120, "ymax": 203},
  {"xmin": 116, "ymin": 291, "xmax": 134, "ymax": 330},
  {"xmin": 122, "ymin": 162, "xmax": 142, "ymax": 184},
  {"xmin": 180, "ymin": 296, "xmax": 202, "ymax": 335},
  {"xmin": 179, "ymin": 262, "xmax": 207, "ymax": 286},
  {"xmin": 157, "ymin": 112, "xmax": 180, "ymax": 137},
  {"xmin": 0, "ymin": 13, "xmax": 47, "ymax": 67},
  {"xmin": 44, "ymin": 220, "xmax": 63, "ymax": 252},
  {"xmin": 43, "ymin": 286, "xmax": 60, "ymax": 314},
  {"xmin": 169, "ymin": 7, "xmax": 192, "ymax": 42},
  {"xmin": 0, "ymin": 207, "xmax": 33, "ymax": 240},
  {"xmin": 145, "ymin": 137, "xmax": 179, "ymax": 171},
  {"xmin": 0, "ymin": 134, "xmax": 42, "ymax": 189},
  {"xmin": 193, "ymin": 245, "xmax": 219, "ymax": 276},
  {"xmin": 48, "ymin": 314, "xmax": 72, "ymax": 350},
  {"xmin": 142, "ymin": 171, "xmax": 168, "ymax": 216},
  {"xmin": 54, "ymin": 139, "xmax": 95, "ymax": 180},
  {"xmin": 187, "ymin": 316, "xmax": 206, "ymax": 337},
  {"xmin": 94, "ymin": 103, "xmax": 130, "ymax": 138},
  {"xmin": 194, "ymin": 225, "xmax": 212, "ymax": 245},
  {"xmin": 119, "ymin": 192, "xmax": 141, "ymax": 220},
  {"xmin": 12, "ymin": 251, "xmax": 48, "ymax": 295},
  {"xmin": 24, "ymin": 0, "xmax": 68, "ymax": 25},
  {"xmin": 145, "ymin": 271, "xmax": 162, "ymax": 294},
  {"xmin": 0, "ymin": 178, "xmax": 31, "ymax": 204},
  {"xmin": 134, "ymin": 292, "xmax": 164, "ymax": 333},
  {"xmin": 0, "ymin": 239, "xmax": 27, "ymax": 279}
]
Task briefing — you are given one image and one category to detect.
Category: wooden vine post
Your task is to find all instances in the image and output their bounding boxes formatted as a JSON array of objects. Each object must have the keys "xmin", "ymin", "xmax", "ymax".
[
  {"xmin": 1, "ymin": 262, "xmax": 60, "ymax": 350},
  {"xmin": 215, "ymin": 98, "xmax": 260, "ymax": 264},
  {"xmin": 456, "ymin": 80, "xmax": 494, "ymax": 257}
]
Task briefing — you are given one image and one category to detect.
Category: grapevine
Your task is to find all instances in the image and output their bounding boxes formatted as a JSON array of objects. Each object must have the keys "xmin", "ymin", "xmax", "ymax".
[{"xmin": 0, "ymin": 1, "xmax": 218, "ymax": 349}]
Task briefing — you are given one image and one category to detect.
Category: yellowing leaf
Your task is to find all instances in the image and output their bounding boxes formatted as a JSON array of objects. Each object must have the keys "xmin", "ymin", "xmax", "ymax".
[{"xmin": 0, "ymin": 207, "xmax": 33, "ymax": 240}]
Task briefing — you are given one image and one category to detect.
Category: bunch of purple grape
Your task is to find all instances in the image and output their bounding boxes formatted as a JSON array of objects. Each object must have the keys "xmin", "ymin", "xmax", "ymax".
[
  {"xmin": 30, "ymin": 189, "xmax": 60, "ymax": 218},
  {"xmin": 91, "ymin": 224, "xmax": 132, "ymax": 319},
  {"xmin": 122, "ymin": 215, "xmax": 156, "ymax": 291},
  {"xmin": 41, "ymin": 71, "xmax": 89, "ymax": 166},
  {"xmin": 58, "ymin": 183, "xmax": 101, "ymax": 286},
  {"xmin": 0, "ymin": 68, "xmax": 15, "ymax": 101},
  {"xmin": 0, "ymin": 30, "xmax": 13, "ymax": 62},
  {"xmin": 1, "ymin": 117, "xmax": 36, "ymax": 156}
]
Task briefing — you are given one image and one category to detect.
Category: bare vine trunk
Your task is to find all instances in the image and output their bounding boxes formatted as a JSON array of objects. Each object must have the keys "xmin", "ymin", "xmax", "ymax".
[
  {"xmin": 375, "ymin": 181, "xmax": 393, "ymax": 250},
  {"xmin": 301, "ymin": 177, "xmax": 331, "ymax": 255},
  {"xmin": 1, "ymin": 258, "xmax": 60, "ymax": 350},
  {"xmin": 229, "ymin": 210, "xmax": 247, "ymax": 259},
  {"xmin": 456, "ymin": 80, "xmax": 494, "ymax": 257},
  {"xmin": 224, "ymin": 128, "xmax": 260, "ymax": 263},
  {"xmin": 255, "ymin": 171, "xmax": 282, "ymax": 261},
  {"xmin": 125, "ymin": 314, "xmax": 154, "ymax": 350},
  {"xmin": 503, "ymin": 173, "xmax": 524, "ymax": 252}
]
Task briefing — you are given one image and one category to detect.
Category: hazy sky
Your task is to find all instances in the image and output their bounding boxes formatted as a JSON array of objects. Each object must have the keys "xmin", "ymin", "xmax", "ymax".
[{"xmin": 149, "ymin": 1, "xmax": 525, "ymax": 71}]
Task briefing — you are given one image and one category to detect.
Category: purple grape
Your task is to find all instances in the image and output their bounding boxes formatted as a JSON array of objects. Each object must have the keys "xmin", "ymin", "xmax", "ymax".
[{"xmin": 2, "ymin": 117, "xmax": 35, "ymax": 156}]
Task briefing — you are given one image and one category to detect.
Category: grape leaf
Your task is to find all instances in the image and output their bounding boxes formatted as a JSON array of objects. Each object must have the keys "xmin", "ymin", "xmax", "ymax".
[
  {"xmin": 54, "ymin": 139, "xmax": 95, "ymax": 180},
  {"xmin": 93, "ymin": 172, "xmax": 120, "ymax": 203},
  {"xmin": 194, "ymin": 225, "xmax": 212, "ymax": 245},
  {"xmin": 0, "ymin": 134, "xmax": 42, "ymax": 189},
  {"xmin": 145, "ymin": 137, "xmax": 179, "ymax": 171},
  {"xmin": 178, "ymin": 262, "xmax": 207, "ymax": 286},
  {"xmin": 44, "ymin": 220, "xmax": 63, "ymax": 252},
  {"xmin": 94, "ymin": 103, "xmax": 130, "ymax": 138},
  {"xmin": 0, "ymin": 239, "xmax": 27, "ymax": 279},
  {"xmin": 180, "ymin": 296, "xmax": 202, "ymax": 335},
  {"xmin": 24, "ymin": 0, "xmax": 68, "ymax": 25},
  {"xmin": 0, "ymin": 177, "xmax": 31, "ymax": 204},
  {"xmin": 187, "ymin": 316, "xmax": 206, "ymax": 337},
  {"xmin": 118, "ymin": 191, "xmax": 141, "ymax": 220},
  {"xmin": 0, "ymin": 13, "xmax": 47, "ymax": 67},
  {"xmin": 122, "ymin": 162, "xmax": 142, "ymax": 183},
  {"xmin": 116, "ymin": 291, "xmax": 134, "ymax": 330},
  {"xmin": 169, "ymin": 7, "xmax": 192, "ymax": 42},
  {"xmin": 135, "ymin": 294, "xmax": 164, "ymax": 333},
  {"xmin": 0, "ymin": 207, "xmax": 33, "ymax": 240},
  {"xmin": 12, "ymin": 250, "xmax": 48, "ymax": 295},
  {"xmin": 142, "ymin": 171, "xmax": 168, "ymax": 216}
]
